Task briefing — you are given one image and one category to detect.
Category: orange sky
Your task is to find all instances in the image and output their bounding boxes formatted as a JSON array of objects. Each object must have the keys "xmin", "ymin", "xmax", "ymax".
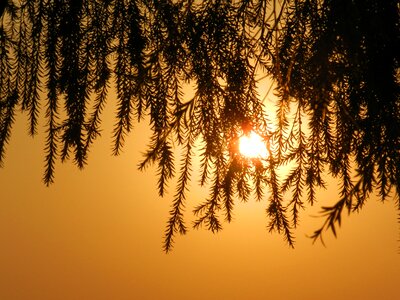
[{"xmin": 0, "ymin": 94, "xmax": 399, "ymax": 300}]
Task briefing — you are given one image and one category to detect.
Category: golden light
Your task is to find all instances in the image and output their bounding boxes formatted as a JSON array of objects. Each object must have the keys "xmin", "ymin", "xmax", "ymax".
[{"xmin": 239, "ymin": 131, "xmax": 268, "ymax": 158}]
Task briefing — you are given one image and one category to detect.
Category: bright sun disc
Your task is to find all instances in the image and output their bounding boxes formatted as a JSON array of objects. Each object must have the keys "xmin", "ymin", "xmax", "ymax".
[{"xmin": 239, "ymin": 131, "xmax": 268, "ymax": 158}]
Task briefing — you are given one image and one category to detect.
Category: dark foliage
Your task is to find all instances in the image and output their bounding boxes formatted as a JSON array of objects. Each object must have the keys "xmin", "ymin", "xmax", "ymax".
[{"xmin": 1, "ymin": 0, "xmax": 399, "ymax": 251}]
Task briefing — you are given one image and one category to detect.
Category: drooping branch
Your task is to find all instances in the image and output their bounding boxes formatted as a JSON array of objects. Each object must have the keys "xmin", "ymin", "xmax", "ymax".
[{"xmin": 0, "ymin": 0, "xmax": 399, "ymax": 252}]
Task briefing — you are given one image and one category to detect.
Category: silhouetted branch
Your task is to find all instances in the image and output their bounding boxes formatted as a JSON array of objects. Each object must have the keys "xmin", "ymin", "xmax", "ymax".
[{"xmin": 0, "ymin": 0, "xmax": 399, "ymax": 251}]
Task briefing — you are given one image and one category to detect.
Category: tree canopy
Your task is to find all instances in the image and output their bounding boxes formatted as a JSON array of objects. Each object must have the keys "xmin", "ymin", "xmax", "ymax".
[{"xmin": 1, "ymin": 0, "xmax": 399, "ymax": 251}]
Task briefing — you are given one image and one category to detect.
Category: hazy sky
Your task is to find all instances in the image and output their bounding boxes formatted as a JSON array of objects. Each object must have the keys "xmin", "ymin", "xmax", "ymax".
[{"xmin": 0, "ymin": 94, "xmax": 399, "ymax": 300}]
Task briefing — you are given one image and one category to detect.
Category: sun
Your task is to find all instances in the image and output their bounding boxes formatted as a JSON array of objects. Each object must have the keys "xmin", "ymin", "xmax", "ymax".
[{"xmin": 239, "ymin": 131, "xmax": 268, "ymax": 158}]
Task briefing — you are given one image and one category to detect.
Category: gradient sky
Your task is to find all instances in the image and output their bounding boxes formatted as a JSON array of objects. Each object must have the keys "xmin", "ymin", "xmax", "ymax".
[{"xmin": 0, "ymin": 90, "xmax": 399, "ymax": 300}]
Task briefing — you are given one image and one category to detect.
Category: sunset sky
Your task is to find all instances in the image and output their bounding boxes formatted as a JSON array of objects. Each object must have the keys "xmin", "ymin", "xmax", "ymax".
[{"xmin": 1, "ymin": 91, "xmax": 399, "ymax": 299}]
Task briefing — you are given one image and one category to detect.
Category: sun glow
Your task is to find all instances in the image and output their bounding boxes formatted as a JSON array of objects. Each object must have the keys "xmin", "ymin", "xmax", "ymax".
[{"xmin": 239, "ymin": 131, "xmax": 268, "ymax": 158}]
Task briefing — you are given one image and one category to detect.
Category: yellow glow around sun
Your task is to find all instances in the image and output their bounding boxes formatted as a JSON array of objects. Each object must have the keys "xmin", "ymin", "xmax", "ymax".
[{"xmin": 239, "ymin": 131, "xmax": 268, "ymax": 158}]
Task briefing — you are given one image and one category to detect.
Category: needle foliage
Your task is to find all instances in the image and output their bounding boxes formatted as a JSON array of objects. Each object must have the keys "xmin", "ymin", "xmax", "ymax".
[{"xmin": 1, "ymin": 0, "xmax": 399, "ymax": 251}]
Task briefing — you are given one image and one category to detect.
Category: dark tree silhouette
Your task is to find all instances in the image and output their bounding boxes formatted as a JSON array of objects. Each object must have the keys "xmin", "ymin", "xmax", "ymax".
[{"xmin": 0, "ymin": 0, "xmax": 399, "ymax": 251}]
